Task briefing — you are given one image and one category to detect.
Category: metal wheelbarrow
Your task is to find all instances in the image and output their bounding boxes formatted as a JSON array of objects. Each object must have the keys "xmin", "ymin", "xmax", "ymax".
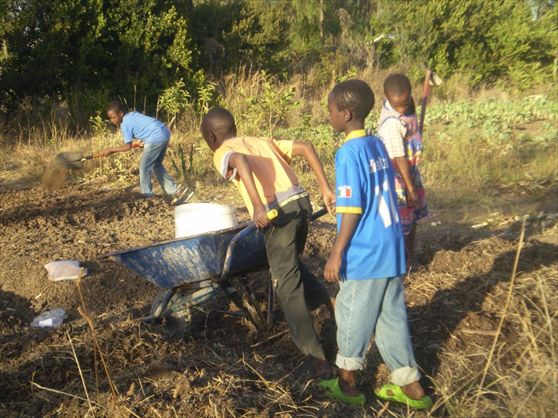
[{"xmin": 107, "ymin": 208, "xmax": 327, "ymax": 333}]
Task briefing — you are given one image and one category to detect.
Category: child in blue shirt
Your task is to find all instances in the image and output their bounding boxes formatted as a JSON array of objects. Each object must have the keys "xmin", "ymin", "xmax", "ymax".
[
  {"xmin": 101, "ymin": 101, "xmax": 188, "ymax": 204},
  {"xmin": 319, "ymin": 80, "xmax": 432, "ymax": 410}
]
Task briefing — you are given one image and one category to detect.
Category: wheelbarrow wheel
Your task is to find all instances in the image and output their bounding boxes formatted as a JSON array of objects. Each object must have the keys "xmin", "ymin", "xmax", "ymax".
[{"xmin": 150, "ymin": 286, "xmax": 227, "ymax": 336}]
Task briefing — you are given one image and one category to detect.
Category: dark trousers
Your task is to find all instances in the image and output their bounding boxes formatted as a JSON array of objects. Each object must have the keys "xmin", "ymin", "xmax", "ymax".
[{"xmin": 263, "ymin": 196, "xmax": 329, "ymax": 359}]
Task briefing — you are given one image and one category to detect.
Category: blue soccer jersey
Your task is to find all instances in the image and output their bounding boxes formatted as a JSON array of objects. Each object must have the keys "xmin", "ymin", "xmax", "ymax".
[
  {"xmin": 335, "ymin": 130, "xmax": 406, "ymax": 280},
  {"xmin": 120, "ymin": 111, "xmax": 170, "ymax": 145}
]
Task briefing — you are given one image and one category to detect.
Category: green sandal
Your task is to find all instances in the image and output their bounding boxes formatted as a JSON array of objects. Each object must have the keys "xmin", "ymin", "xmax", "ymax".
[
  {"xmin": 374, "ymin": 384, "xmax": 433, "ymax": 410},
  {"xmin": 319, "ymin": 377, "xmax": 366, "ymax": 407}
]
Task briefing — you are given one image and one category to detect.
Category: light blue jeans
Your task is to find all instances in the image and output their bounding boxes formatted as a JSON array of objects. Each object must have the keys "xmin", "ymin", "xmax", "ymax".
[
  {"xmin": 139, "ymin": 141, "xmax": 178, "ymax": 197},
  {"xmin": 335, "ymin": 276, "xmax": 421, "ymax": 386}
]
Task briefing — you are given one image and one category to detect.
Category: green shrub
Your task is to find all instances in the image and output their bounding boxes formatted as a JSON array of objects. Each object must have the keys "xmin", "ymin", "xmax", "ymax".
[{"xmin": 370, "ymin": 0, "xmax": 557, "ymax": 88}]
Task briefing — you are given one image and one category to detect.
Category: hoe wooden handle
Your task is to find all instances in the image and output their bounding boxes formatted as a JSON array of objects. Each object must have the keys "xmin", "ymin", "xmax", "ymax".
[
  {"xmin": 82, "ymin": 142, "xmax": 143, "ymax": 161},
  {"xmin": 418, "ymin": 69, "xmax": 433, "ymax": 136},
  {"xmin": 80, "ymin": 152, "xmax": 104, "ymax": 161}
]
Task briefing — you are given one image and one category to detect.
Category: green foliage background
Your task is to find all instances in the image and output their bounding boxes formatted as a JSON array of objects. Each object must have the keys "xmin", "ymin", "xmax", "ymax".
[
  {"xmin": 0, "ymin": 0, "xmax": 556, "ymax": 127},
  {"xmin": 371, "ymin": 0, "xmax": 557, "ymax": 86}
]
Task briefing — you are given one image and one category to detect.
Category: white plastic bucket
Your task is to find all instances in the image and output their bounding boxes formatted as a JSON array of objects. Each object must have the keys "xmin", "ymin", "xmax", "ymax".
[{"xmin": 174, "ymin": 203, "xmax": 238, "ymax": 238}]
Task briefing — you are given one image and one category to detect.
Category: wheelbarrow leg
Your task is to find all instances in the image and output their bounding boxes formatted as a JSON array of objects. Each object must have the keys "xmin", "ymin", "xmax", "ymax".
[
  {"xmin": 219, "ymin": 280, "xmax": 245, "ymax": 311},
  {"xmin": 241, "ymin": 280, "xmax": 266, "ymax": 330},
  {"xmin": 146, "ymin": 287, "xmax": 177, "ymax": 323},
  {"xmin": 219, "ymin": 279, "xmax": 265, "ymax": 330}
]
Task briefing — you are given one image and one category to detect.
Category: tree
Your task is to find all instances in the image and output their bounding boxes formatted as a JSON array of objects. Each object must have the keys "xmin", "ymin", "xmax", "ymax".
[
  {"xmin": 0, "ymin": 0, "xmax": 196, "ymax": 114},
  {"xmin": 370, "ymin": 0, "xmax": 557, "ymax": 86}
]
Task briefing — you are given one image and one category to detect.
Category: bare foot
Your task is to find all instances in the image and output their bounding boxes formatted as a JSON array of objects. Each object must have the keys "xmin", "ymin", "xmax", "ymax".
[
  {"xmin": 312, "ymin": 357, "xmax": 333, "ymax": 378},
  {"xmin": 338, "ymin": 369, "xmax": 360, "ymax": 396},
  {"xmin": 402, "ymin": 381, "xmax": 425, "ymax": 400}
]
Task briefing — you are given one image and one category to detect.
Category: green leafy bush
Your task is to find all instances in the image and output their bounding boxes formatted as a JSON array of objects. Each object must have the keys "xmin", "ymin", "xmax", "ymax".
[
  {"xmin": 0, "ymin": 0, "xmax": 195, "ymax": 114},
  {"xmin": 158, "ymin": 79, "xmax": 191, "ymax": 128},
  {"xmin": 370, "ymin": 0, "xmax": 557, "ymax": 87}
]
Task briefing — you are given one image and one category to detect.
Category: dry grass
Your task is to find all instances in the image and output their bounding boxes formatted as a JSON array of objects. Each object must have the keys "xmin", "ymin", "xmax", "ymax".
[
  {"xmin": 1, "ymin": 74, "xmax": 555, "ymax": 230},
  {"xmin": 431, "ymin": 267, "xmax": 557, "ymax": 417},
  {"xmin": 1, "ymin": 69, "xmax": 556, "ymax": 199}
]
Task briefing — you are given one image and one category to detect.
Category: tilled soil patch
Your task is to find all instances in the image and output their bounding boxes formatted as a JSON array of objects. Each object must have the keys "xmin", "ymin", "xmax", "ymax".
[{"xmin": 1, "ymin": 183, "xmax": 556, "ymax": 417}]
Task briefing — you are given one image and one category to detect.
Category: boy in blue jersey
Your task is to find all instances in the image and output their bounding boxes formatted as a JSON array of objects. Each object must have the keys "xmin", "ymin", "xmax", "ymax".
[
  {"xmin": 319, "ymin": 80, "xmax": 432, "ymax": 410},
  {"xmin": 101, "ymin": 101, "xmax": 188, "ymax": 204}
]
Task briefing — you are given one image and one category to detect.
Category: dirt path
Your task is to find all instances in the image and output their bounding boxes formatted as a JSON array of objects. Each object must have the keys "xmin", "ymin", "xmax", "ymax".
[{"xmin": 1, "ymin": 182, "xmax": 556, "ymax": 417}]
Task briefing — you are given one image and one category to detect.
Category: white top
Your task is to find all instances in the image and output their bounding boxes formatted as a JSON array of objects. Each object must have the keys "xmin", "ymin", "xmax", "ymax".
[{"xmin": 377, "ymin": 101, "xmax": 406, "ymax": 158}]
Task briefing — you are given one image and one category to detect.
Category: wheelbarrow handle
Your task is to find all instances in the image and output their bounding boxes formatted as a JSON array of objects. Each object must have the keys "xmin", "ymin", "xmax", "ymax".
[
  {"xmin": 221, "ymin": 223, "xmax": 258, "ymax": 282},
  {"xmin": 310, "ymin": 207, "xmax": 327, "ymax": 221},
  {"xmin": 220, "ymin": 206, "xmax": 328, "ymax": 282}
]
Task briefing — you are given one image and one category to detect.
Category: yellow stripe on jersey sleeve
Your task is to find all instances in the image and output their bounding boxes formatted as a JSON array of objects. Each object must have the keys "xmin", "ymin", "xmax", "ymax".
[{"xmin": 336, "ymin": 206, "xmax": 363, "ymax": 214}]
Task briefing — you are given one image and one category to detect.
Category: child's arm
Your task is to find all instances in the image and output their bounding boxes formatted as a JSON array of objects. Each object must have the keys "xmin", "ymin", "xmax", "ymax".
[
  {"xmin": 324, "ymin": 213, "xmax": 360, "ymax": 282},
  {"xmin": 393, "ymin": 157, "xmax": 417, "ymax": 206},
  {"xmin": 292, "ymin": 141, "xmax": 335, "ymax": 215},
  {"xmin": 228, "ymin": 152, "xmax": 269, "ymax": 228},
  {"xmin": 101, "ymin": 143, "xmax": 132, "ymax": 157}
]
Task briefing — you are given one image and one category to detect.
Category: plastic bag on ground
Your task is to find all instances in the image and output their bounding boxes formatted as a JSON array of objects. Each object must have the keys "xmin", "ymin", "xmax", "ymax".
[
  {"xmin": 31, "ymin": 308, "xmax": 66, "ymax": 328},
  {"xmin": 44, "ymin": 260, "xmax": 86, "ymax": 281}
]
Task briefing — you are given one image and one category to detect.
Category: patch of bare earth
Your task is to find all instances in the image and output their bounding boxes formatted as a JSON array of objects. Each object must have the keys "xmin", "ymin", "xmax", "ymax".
[{"xmin": 1, "ymin": 179, "xmax": 556, "ymax": 417}]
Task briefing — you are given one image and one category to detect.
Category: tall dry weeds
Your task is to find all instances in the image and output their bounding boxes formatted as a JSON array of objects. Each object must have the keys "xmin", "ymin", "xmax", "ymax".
[{"xmin": 431, "ymin": 259, "xmax": 557, "ymax": 417}]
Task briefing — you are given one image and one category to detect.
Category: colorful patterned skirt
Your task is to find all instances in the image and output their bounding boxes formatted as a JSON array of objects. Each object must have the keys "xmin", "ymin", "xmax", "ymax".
[{"xmin": 394, "ymin": 165, "xmax": 429, "ymax": 235}]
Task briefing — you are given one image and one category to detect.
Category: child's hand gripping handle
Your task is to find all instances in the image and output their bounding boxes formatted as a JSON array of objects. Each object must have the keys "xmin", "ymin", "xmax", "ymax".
[{"xmin": 266, "ymin": 208, "xmax": 279, "ymax": 220}]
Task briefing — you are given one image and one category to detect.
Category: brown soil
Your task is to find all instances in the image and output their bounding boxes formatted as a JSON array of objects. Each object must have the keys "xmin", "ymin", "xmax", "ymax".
[{"xmin": 1, "ymin": 180, "xmax": 557, "ymax": 417}]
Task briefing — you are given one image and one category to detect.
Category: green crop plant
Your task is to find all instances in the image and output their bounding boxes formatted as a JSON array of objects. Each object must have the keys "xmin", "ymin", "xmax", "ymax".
[
  {"xmin": 89, "ymin": 112, "xmax": 110, "ymax": 136},
  {"xmin": 245, "ymin": 71, "xmax": 300, "ymax": 136},
  {"xmin": 158, "ymin": 79, "xmax": 191, "ymax": 129},
  {"xmin": 192, "ymin": 70, "xmax": 217, "ymax": 115},
  {"xmin": 169, "ymin": 143, "xmax": 198, "ymax": 191}
]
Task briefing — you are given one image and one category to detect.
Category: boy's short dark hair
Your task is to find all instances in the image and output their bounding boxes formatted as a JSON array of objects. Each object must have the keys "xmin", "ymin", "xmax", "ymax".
[
  {"xmin": 106, "ymin": 101, "xmax": 125, "ymax": 114},
  {"xmin": 201, "ymin": 107, "xmax": 236, "ymax": 135},
  {"xmin": 384, "ymin": 74, "xmax": 412, "ymax": 98},
  {"xmin": 330, "ymin": 79, "xmax": 375, "ymax": 120}
]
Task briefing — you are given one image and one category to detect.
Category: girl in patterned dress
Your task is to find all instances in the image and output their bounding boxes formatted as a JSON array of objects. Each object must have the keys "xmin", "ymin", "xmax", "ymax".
[{"xmin": 377, "ymin": 74, "xmax": 429, "ymax": 271}]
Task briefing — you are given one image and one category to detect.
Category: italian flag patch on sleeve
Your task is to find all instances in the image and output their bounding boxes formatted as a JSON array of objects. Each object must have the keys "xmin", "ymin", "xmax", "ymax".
[{"xmin": 338, "ymin": 185, "xmax": 352, "ymax": 198}]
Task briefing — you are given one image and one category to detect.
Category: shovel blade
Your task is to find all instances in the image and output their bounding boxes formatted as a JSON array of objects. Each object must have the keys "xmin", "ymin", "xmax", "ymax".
[
  {"xmin": 41, "ymin": 151, "xmax": 84, "ymax": 190},
  {"xmin": 54, "ymin": 151, "xmax": 85, "ymax": 169}
]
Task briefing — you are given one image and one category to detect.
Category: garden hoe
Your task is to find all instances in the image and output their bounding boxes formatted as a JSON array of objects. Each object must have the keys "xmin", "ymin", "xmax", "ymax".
[
  {"xmin": 41, "ymin": 142, "xmax": 141, "ymax": 190},
  {"xmin": 418, "ymin": 68, "xmax": 443, "ymax": 135}
]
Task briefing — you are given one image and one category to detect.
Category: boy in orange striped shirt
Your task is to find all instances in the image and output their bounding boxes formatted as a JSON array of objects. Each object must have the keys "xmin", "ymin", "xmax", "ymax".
[{"xmin": 201, "ymin": 107, "xmax": 335, "ymax": 377}]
